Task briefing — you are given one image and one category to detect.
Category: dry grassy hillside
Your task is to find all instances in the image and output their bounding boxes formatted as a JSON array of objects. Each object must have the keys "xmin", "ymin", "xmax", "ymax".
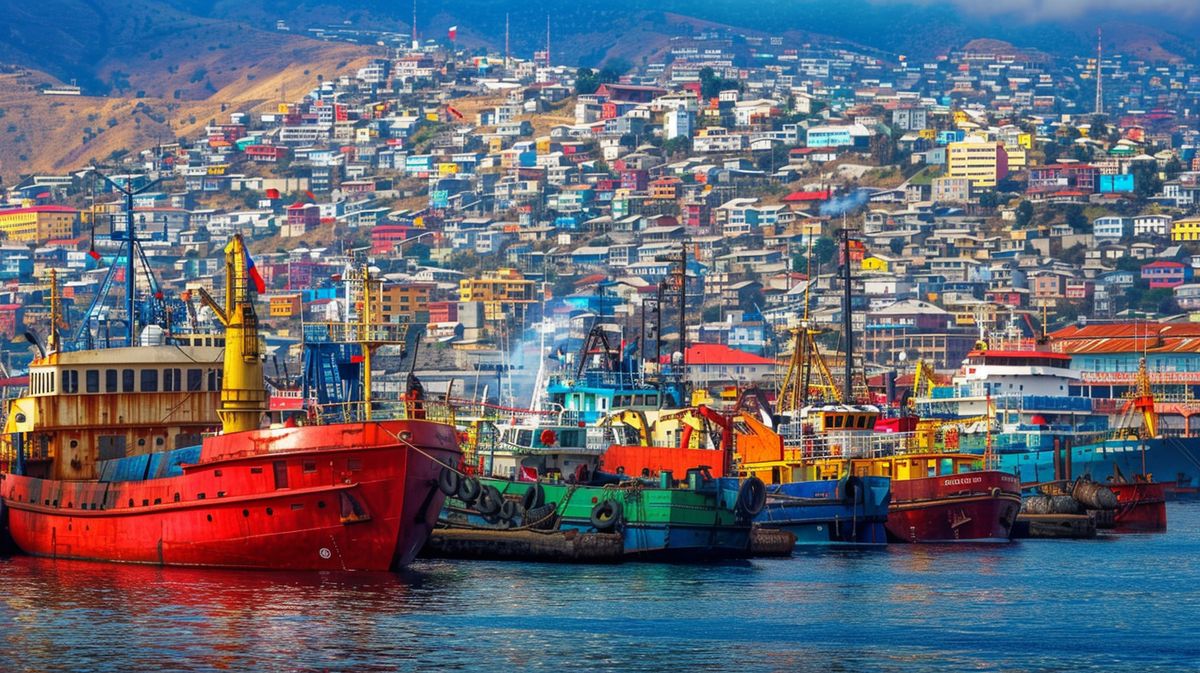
[{"xmin": 0, "ymin": 38, "xmax": 373, "ymax": 183}]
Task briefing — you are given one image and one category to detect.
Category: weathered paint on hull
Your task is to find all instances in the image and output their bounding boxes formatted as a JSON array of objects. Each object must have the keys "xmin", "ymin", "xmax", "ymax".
[
  {"xmin": 1109, "ymin": 482, "xmax": 1168, "ymax": 532},
  {"xmin": 886, "ymin": 471, "xmax": 1020, "ymax": 543},
  {"xmin": 755, "ymin": 477, "xmax": 892, "ymax": 546},
  {"xmin": 464, "ymin": 478, "xmax": 753, "ymax": 558},
  {"xmin": 1, "ymin": 421, "xmax": 460, "ymax": 571}
]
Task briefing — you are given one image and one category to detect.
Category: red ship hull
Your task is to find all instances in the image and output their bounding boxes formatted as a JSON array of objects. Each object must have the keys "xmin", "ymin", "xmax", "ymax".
[
  {"xmin": 1109, "ymin": 482, "xmax": 1167, "ymax": 532},
  {"xmin": 0, "ymin": 420, "xmax": 460, "ymax": 571},
  {"xmin": 885, "ymin": 471, "xmax": 1021, "ymax": 543}
]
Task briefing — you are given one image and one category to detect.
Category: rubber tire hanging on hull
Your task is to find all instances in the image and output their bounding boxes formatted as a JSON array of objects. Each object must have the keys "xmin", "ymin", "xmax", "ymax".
[
  {"xmin": 457, "ymin": 477, "xmax": 481, "ymax": 505},
  {"xmin": 476, "ymin": 485, "xmax": 503, "ymax": 516},
  {"xmin": 590, "ymin": 500, "xmax": 623, "ymax": 531},
  {"xmin": 522, "ymin": 483, "xmax": 545, "ymax": 512},
  {"xmin": 736, "ymin": 477, "xmax": 767, "ymax": 518},
  {"xmin": 438, "ymin": 467, "xmax": 461, "ymax": 496}
]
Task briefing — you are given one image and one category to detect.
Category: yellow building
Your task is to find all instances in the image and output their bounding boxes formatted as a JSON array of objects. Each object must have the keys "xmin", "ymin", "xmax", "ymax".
[
  {"xmin": 0, "ymin": 206, "xmax": 79, "ymax": 242},
  {"xmin": 947, "ymin": 140, "xmax": 1009, "ymax": 188},
  {"xmin": 268, "ymin": 294, "xmax": 302, "ymax": 318},
  {"xmin": 374, "ymin": 282, "xmax": 435, "ymax": 322},
  {"xmin": 1171, "ymin": 217, "xmax": 1200, "ymax": 242},
  {"xmin": 862, "ymin": 256, "xmax": 891, "ymax": 273},
  {"xmin": 459, "ymin": 268, "xmax": 537, "ymax": 321},
  {"xmin": 1004, "ymin": 145, "xmax": 1028, "ymax": 170}
]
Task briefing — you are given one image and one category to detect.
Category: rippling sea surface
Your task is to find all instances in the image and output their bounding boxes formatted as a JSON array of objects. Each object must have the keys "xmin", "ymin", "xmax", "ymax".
[{"xmin": 1, "ymin": 503, "xmax": 1198, "ymax": 673}]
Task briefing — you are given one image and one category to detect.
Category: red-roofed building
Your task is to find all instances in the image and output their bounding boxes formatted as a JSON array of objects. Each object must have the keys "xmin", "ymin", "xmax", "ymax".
[
  {"xmin": 783, "ymin": 190, "xmax": 830, "ymax": 203},
  {"xmin": 669, "ymin": 343, "xmax": 777, "ymax": 385},
  {"xmin": 1141, "ymin": 260, "xmax": 1192, "ymax": 289}
]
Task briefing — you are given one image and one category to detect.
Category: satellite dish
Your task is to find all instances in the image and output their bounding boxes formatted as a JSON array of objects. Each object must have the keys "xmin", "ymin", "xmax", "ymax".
[{"xmin": 897, "ymin": 351, "xmax": 908, "ymax": 362}]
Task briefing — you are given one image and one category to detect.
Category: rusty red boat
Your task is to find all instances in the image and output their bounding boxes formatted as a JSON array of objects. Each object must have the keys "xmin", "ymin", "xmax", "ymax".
[
  {"xmin": 885, "ymin": 470, "xmax": 1021, "ymax": 543},
  {"xmin": 1109, "ymin": 481, "xmax": 1168, "ymax": 532},
  {"xmin": 0, "ymin": 235, "xmax": 460, "ymax": 570}
]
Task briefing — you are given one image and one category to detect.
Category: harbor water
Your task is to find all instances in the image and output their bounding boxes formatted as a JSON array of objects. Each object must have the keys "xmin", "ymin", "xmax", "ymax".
[{"xmin": 1, "ymin": 504, "xmax": 1198, "ymax": 672}]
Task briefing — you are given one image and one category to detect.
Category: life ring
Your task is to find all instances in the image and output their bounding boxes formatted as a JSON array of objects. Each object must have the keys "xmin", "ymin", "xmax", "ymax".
[
  {"xmin": 736, "ymin": 477, "xmax": 767, "ymax": 518},
  {"xmin": 476, "ymin": 485, "xmax": 503, "ymax": 516},
  {"xmin": 437, "ymin": 466, "xmax": 461, "ymax": 496},
  {"xmin": 457, "ymin": 477, "xmax": 482, "ymax": 505},
  {"xmin": 990, "ymin": 487, "xmax": 1001, "ymax": 498},
  {"xmin": 590, "ymin": 499, "xmax": 623, "ymax": 531},
  {"xmin": 499, "ymin": 499, "xmax": 518, "ymax": 522},
  {"xmin": 521, "ymin": 482, "xmax": 545, "ymax": 512}
]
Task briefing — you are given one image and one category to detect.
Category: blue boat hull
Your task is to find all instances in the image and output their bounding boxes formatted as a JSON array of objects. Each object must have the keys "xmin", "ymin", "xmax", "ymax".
[
  {"xmin": 991, "ymin": 437, "xmax": 1200, "ymax": 496},
  {"xmin": 754, "ymin": 477, "xmax": 892, "ymax": 545}
]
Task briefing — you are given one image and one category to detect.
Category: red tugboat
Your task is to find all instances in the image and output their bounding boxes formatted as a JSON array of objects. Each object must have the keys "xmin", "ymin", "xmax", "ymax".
[
  {"xmin": 885, "ymin": 466, "xmax": 1022, "ymax": 542},
  {"xmin": 0, "ymin": 236, "xmax": 460, "ymax": 570}
]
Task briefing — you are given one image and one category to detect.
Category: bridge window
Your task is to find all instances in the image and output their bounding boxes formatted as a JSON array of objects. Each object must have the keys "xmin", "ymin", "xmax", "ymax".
[
  {"xmin": 85, "ymin": 370, "xmax": 100, "ymax": 394},
  {"xmin": 187, "ymin": 369, "xmax": 203, "ymax": 392},
  {"xmin": 141, "ymin": 369, "xmax": 158, "ymax": 393},
  {"xmin": 164, "ymin": 368, "xmax": 182, "ymax": 392},
  {"xmin": 122, "ymin": 369, "xmax": 135, "ymax": 392},
  {"xmin": 61, "ymin": 369, "xmax": 78, "ymax": 394},
  {"xmin": 105, "ymin": 369, "xmax": 118, "ymax": 393}
]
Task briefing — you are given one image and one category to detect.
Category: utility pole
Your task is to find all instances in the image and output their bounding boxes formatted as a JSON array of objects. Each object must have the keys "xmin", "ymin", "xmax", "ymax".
[{"xmin": 505, "ymin": 13, "xmax": 510, "ymax": 70}]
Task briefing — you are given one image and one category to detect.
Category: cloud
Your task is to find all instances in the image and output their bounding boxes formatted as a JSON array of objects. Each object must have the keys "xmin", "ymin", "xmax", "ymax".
[{"xmin": 876, "ymin": 0, "xmax": 1200, "ymax": 20}]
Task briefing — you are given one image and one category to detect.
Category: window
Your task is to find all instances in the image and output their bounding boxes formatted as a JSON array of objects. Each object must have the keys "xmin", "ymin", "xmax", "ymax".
[
  {"xmin": 85, "ymin": 370, "xmax": 100, "ymax": 394},
  {"xmin": 105, "ymin": 369, "xmax": 118, "ymax": 393},
  {"xmin": 61, "ymin": 369, "xmax": 78, "ymax": 394},
  {"xmin": 163, "ymin": 368, "xmax": 182, "ymax": 392},
  {"xmin": 273, "ymin": 460, "xmax": 289, "ymax": 489},
  {"xmin": 141, "ymin": 369, "xmax": 159, "ymax": 393},
  {"xmin": 187, "ymin": 369, "xmax": 203, "ymax": 392},
  {"xmin": 122, "ymin": 369, "xmax": 135, "ymax": 392}
]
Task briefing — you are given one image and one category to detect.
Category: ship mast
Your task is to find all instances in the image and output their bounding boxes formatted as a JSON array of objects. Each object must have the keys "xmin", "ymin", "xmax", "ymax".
[
  {"xmin": 198, "ymin": 234, "xmax": 267, "ymax": 434},
  {"xmin": 840, "ymin": 227, "xmax": 855, "ymax": 403}
]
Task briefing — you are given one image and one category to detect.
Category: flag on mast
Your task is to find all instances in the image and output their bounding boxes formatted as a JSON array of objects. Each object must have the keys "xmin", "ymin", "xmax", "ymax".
[
  {"xmin": 448, "ymin": 25, "xmax": 457, "ymax": 41},
  {"xmin": 243, "ymin": 246, "xmax": 267, "ymax": 294}
]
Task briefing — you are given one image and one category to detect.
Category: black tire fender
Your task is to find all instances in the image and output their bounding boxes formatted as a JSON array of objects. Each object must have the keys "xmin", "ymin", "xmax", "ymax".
[
  {"xmin": 590, "ymin": 499, "xmax": 623, "ymax": 531},
  {"xmin": 521, "ymin": 482, "xmax": 546, "ymax": 512},
  {"xmin": 475, "ymin": 484, "xmax": 503, "ymax": 516},
  {"xmin": 437, "ymin": 466, "xmax": 461, "ymax": 497},
  {"xmin": 737, "ymin": 477, "xmax": 767, "ymax": 518},
  {"xmin": 457, "ymin": 477, "xmax": 482, "ymax": 505},
  {"xmin": 499, "ymin": 499, "xmax": 518, "ymax": 521}
]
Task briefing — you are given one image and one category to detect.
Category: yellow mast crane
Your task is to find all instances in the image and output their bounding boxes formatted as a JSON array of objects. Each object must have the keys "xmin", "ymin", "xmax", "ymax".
[
  {"xmin": 197, "ymin": 234, "xmax": 267, "ymax": 434},
  {"xmin": 778, "ymin": 325, "xmax": 843, "ymax": 412},
  {"xmin": 909, "ymin": 358, "xmax": 938, "ymax": 409}
]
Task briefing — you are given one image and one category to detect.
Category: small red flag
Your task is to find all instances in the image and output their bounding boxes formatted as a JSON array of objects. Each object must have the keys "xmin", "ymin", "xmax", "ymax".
[
  {"xmin": 447, "ymin": 105, "xmax": 464, "ymax": 120},
  {"xmin": 448, "ymin": 25, "xmax": 458, "ymax": 41},
  {"xmin": 36, "ymin": 191, "xmax": 50, "ymax": 199},
  {"xmin": 89, "ymin": 249, "xmax": 102, "ymax": 261},
  {"xmin": 266, "ymin": 188, "xmax": 281, "ymax": 199},
  {"xmin": 350, "ymin": 355, "xmax": 365, "ymax": 363},
  {"xmin": 305, "ymin": 190, "xmax": 317, "ymax": 201},
  {"xmin": 154, "ymin": 291, "xmax": 164, "ymax": 300}
]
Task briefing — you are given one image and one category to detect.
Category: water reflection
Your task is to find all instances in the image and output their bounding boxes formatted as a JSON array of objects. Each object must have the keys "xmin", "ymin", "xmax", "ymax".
[{"xmin": 0, "ymin": 504, "xmax": 1197, "ymax": 672}]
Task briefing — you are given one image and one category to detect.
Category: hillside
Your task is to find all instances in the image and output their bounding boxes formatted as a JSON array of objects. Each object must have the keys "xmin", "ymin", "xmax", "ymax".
[{"xmin": 0, "ymin": 0, "xmax": 374, "ymax": 182}]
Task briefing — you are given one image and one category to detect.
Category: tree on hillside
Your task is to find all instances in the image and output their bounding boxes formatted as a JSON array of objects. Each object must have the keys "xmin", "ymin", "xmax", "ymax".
[
  {"xmin": 575, "ymin": 68, "xmax": 599, "ymax": 95},
  {"xmin": 1130, "ymin": 161, "xmax": 1162, "ymax": 201},
  {"xmin": 1015, "ymin": 200, "xmax": 1034, "ymax": 228}
]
